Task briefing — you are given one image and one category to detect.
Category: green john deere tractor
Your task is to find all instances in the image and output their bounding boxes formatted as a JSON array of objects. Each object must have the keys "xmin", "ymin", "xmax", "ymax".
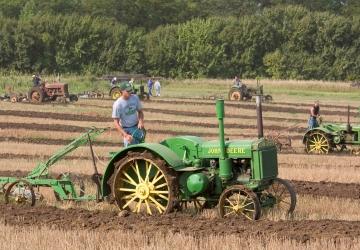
[
  {"xmin": 1, "ymin": 99, "xmax": 296, "ymax": 221},
  {"xmin": 303, "ymin": 106, "xmax": 360, "ymax": 154},
  {"xmin": 102, "ymin": 98, "xmax": 296, "ymax": 219},
  {"xmin": 229, "ymin": 79, "xmax": 273, "ymax": 102},
  {"xmin": 106, "ymin": 75, "xmax": 150, "ymax": 100}
]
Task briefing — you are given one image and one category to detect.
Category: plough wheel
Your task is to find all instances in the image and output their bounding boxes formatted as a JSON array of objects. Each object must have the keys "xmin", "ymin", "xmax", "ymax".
[
  {"xmin": 264, "ymin": 95, "xmax": 273, "ymax": 102},
  {"xmin": 1, "ymin": 183, "xmax": 8, "ymax": 193},
  {"xmin": 5, "ymin": 180, "xmax": 36, "ymax": 207},
  {"xmin": 351, "ymin": 148, "xmax": 360, "ymax": 155},
  {"xmin": 54, "ymin": 173, "xmax": 85, "ymax": 201},
  {"xmin": 218, "ymin": 185, "xmax": 261, "ymax": 220},
  {"xmin": 0, "ymin": 183, "xmax": 8, "ymax": 201},
  {"xmin": 10, "ymin": 96, "xmax": 18, "ymax": 103},
  {"xmin": 264, "ymin": 178, "xmax": 296, "ymax": 216},
  {"xmin": 112, "ymin": 151, "xmax": 177, "ymax": 215},
  {"xmin": 305, "ymin": 131, "xmax": 330, "ymax": 154}
]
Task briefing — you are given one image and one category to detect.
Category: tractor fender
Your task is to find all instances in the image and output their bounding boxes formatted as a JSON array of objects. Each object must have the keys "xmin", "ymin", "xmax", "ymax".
[
  {"xmin": 230, "ymin": 85, "xmax": 240, "ymax": 90},
  {"xmin": 302, "ymin": 128, "xmax": 329, "ymax": 144},
  {"xmin": 101, "ymin": 143, "xmax": 184, "ymax": 197}
]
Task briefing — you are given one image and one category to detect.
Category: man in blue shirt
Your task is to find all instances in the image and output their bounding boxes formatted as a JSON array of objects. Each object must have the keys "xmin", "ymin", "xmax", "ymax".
[
  {"xmin": 32, "ymin": 74, "xmax": 41, "ymax": 86},
  {"xmin": 112, "ymin": 82, "xmax": 145, "ymax": 147}
]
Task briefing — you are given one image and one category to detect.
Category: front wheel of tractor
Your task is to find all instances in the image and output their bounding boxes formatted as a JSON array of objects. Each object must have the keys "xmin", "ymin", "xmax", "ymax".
[{"xmin": 218, "ymin": 185, "xmax": 261, "ymax": 220}]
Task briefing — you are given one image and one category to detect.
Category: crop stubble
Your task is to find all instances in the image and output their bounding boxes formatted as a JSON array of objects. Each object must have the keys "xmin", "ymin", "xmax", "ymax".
[{"xmin": 0, "ymin": 95, "xmax": 359, "ymax": 247}]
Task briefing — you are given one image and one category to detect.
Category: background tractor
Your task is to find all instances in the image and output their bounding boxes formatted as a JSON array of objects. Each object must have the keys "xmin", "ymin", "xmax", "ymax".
[
  {"xmin": 105, "ymin": 74, "xmax": 151, "ymax": 100},
  {"xmin": 228, "ymin": 80, "xmax": 273, "ymax": 102},
  {"xmin": 303, "ymin": 106, "xmax": 360, "ymax": 154},
  {"xmin": 350, "ymin": 81, "xmax": 360, "ymax": 88},
  {"xmin": 28, "ymin": 81, "xmax": 78, "ymax": 103}
]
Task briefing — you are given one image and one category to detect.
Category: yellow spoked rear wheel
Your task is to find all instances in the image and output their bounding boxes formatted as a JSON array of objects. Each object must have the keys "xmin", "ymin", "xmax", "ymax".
[
  {"xmin": 218, "ymin": 185, "xmax": 261, "ymax": 220},
  {"xmin": 112, "ymin": 152, "xmax": 176, "ymax": 215},
  {"xmin": 111, "ymin": 88, "xmax": 122, "ymax": 100},
  {"xmin": 305, "ymin": 131, "xmax": 330, "ymax": 154}
]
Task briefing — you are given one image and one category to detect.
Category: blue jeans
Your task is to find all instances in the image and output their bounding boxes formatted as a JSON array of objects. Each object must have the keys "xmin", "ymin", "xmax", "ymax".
[
  {"xmin": 308, "ymin": 117, "xmax": 319, "ymax": 129},
  {"xmin": 148, "ymin": 86, "xmax": 152, "ymax": 96},
  {"xmin": 123, "ymin": 126, "xmax": 146, "ymax": 147}
]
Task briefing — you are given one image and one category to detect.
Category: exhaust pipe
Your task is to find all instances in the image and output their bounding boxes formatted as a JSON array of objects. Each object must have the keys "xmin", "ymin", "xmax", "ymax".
[
  {"xmin": 216, "ymin": 99, "xmax": 232, "ymax": 181},
  {"xmin": 347, "ymin": 105, "xmax": 352, "ymax": 133},
  {"xmin": 256, "ymin": 95, "xmax": 264, "ymax": 139},
  {"xmin": 216, "ymin": 99, "xmax": 226, "ymax": 159}
]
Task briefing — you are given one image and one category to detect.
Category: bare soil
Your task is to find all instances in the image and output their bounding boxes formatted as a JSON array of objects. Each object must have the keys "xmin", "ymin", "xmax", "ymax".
[
  {"xmin": 291, "ymin": 180, "xmax": 360, "ymax": 200},
  {"xmin": 172, "ymin": 96, "xmax": 359, "ymax": 110},
  {"xmin": 1, "ymin": 107, "xmax": 306, "ymax": 124},
  {"xmin": 0, "ymin": 109, "xmax": 110, "ymax": 122},
  {"xmin": 0, "ymin": 121, "xmax": 303, "ymax": 139},
  {"xmin": 1, "ymin": 204, "xmax": 359, "ymax": 242},
  {"xmin": 150, "ymin": 99, "xmax": 359, "ymax": 117}
]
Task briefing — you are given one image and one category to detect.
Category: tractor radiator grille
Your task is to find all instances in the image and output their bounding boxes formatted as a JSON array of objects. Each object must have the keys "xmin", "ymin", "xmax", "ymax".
[{"xmin": 260, "ymin": 149, "xmax": 278, "ymax": 178}]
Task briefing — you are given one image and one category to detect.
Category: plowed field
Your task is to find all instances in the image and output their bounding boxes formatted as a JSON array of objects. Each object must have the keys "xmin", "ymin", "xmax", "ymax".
[{"xmin": 0, "ymin": 84, "xmax": 359, "ymax": 249}]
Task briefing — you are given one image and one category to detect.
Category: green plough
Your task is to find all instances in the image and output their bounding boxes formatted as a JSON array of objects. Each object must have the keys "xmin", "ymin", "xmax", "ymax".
[{"xmin": 0, "ymin": 127, "xmax": 108, "ymax": 206}]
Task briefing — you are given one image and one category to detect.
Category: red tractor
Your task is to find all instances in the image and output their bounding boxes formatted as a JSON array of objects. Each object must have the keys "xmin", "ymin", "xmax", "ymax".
[{"xmin": 28, "ymin": 82, "xmax": 78, "ymax": 103}]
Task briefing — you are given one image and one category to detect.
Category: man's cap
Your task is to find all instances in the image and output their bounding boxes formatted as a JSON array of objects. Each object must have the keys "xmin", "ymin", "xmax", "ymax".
[
  {"xmin": 120, "ymin": 82, "xmax": 133, "ymax": 92},
  {"xmin": 32, "ymin": 75, "xmax": 36, "ymax": 77}
]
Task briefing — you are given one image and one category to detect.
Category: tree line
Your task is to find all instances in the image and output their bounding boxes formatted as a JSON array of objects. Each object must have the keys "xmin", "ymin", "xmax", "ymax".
[
  {"xmin": 1, "ymin": 0, "xmax": 359, "ymax": 30},
  {"xmin": 0, "ymin": 6, "xmax": 359, "ymax": 80}
]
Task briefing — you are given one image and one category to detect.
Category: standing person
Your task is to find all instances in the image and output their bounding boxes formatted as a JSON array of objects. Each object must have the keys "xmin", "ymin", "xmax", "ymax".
[
  {"xmin": 154, "ymin": 79, "xmax": 161, "ymax": 97},
  {"xmin": 32, "ymin": 74, "xmax": 41, "ymax": 87},
  {"xmin": 308, "ymin": 101, "xmax": 320, "ymax": 129},
  {"xmin": 233, "ymin": 76, "xmax": 242, "ymax": 88},
  {"xmin": 147, "ymin": 77, "xmax": 153, "ymax": 96},
  {"xmin": 129, "ymin": 78, "xmax": 135, "ymax": 88},
  {"xmin": 112, "ymin": 82, "xmax": 145, "ymax": 147},
  {"xmin": 110, "ymin": 77, "xmax": 117, "ymax": 87}
]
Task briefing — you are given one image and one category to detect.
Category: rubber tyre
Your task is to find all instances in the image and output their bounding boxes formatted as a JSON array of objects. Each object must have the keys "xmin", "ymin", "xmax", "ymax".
[
  {"xmin": 69, "ymin": 94, "xmax": 78, "ymax": 102},
  {"xmin": 264, "ymin": 95, "xmax": 273, "ymax": 102},
  {"xmin": 29, "ymin": 87, "xmax": 44, "ymax": 103},
  {"xmin": 228, "ymin": 88, "xmax": 243, "ymax": 101}
]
